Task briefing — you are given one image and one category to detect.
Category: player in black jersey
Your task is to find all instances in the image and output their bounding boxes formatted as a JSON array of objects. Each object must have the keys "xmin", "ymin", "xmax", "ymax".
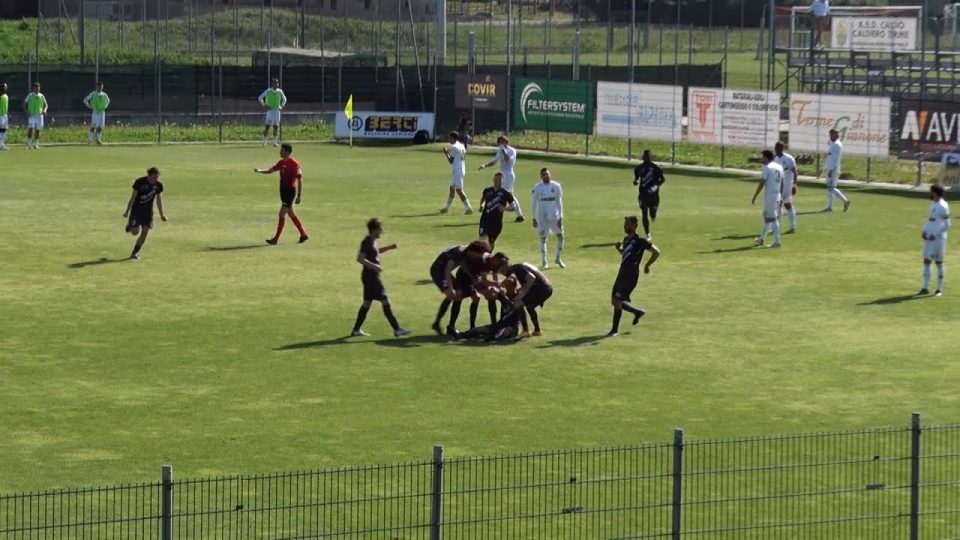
[
  {"xmin": 478, "ymin": 172, "xmax": 516, "ymax": 249},
  {"xmin": 491, "ymin": 253, "xmax": 553, "ymax": 336},
  {"xmin": 430, "ymin": 241, "xmax": 491, "ymax": 337},
  {"xmin": 122, "ymin": 166, "xmax": 167, "ymax": 260},
  {"xmin": 608, "ymin": 216, "xmax": 660, "ymax": 337},
  {"xmin": 351, "ymin": 218, "xmax": 411, "ymax": 338},
  {"xmin": 460, "ymin": 277, "xmax": 529, "ymax": 341},
  {"xmin": 633, "ymin": 150, "xmax": 665, "ymax": 240}
]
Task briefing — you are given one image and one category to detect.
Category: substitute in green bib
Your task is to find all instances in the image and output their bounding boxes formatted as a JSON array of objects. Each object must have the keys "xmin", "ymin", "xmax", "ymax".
[
  {"xmin": 23, "ymin": 81, "xmax": 48, "ymax": 149},
  {"xmin": 0, "ymin": 82, "xmax": 9, "ymax": 150},
  {"xmin": 83, "ymin": 81, "xmax": 111, "ymax": 145},
  {"xmin": 258, "ymin": 78, "xmax": 287, "ymax": 147}
]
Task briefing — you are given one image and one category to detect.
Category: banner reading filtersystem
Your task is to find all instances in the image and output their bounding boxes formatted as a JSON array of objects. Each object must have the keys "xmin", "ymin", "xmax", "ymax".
[
  {"xmin": 789, "ymin": 93, "xmax": 891, "ymax": 157},
  {"xmin": 596, "ymin": 82, "xmax": 682, "ymax": 142},
  {"xmin": 513, "ymin": 78, "xmax": 594, "ymax": 134},
  {"xmin": 687, "ymin": 87, "xmax": 780, "ymax": 148},
  {"xmin": 334, "ymin": 111, "xmax": 435, "ymax": 139},
  {"xmin": 831, "ymin": 17, "xmax": 917, "ymax": 52}
]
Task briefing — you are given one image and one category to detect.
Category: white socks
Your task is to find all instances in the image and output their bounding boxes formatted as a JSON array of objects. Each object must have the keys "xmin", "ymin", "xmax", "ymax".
[
  {"xmin": 827, "ymin": 188, "xmax": 848, "ymax": 207},
  {"xmin": 788, "ymin": 206, "xmax": 797, "ymax": 229},
  {"xmin": 923, "ymin": 264, "xmax": 932, "ymax": 289},
  {"xmin": 771, "ymin": 219, "xmax": 781, "ymax": 244},
  {"xmin": 556, "ymin": 234, "xmax": 565, "ymax": 260},
  {"xmin": 513, "ymin": 198, "xmax": 524, "ymax": 217},
  {"xmin": 462, "ymin": 198, "xmax": 473, "ymax": 211},
  {"xmin": 87, "ymin": 131, "xmax": 94, "ymax": 142},
  {"xmin": 443, "ymin": 197, "xmax": 453, "ymax": 211},
  {"xmin": 759, "ymin": 222, "xmax": 770, "ymax": 240},
  {"xmin": 539, "ymin": 236, "xmax": 548, "ymax": 259},
  {"xmin": 937, "ymin": 263, "xmax": 945, "ymax": 291}
]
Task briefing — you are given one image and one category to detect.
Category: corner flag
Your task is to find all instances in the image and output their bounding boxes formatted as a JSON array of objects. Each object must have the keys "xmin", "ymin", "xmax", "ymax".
[{"xmin": 345, "ymin": 94, "xmax": 354, "ymax": 148}]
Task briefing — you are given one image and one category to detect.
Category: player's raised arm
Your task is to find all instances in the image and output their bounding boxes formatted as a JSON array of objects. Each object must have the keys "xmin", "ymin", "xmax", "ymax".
[{"xmin": 644, "ymin": 244, "xmax": 660, "ymax": 274}]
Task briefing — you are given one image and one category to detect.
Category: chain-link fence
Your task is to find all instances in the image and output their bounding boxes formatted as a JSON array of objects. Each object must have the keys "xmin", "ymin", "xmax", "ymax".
[{"xmin": 2, "ymin": 414, "xmax": 959, "ymax": 538}]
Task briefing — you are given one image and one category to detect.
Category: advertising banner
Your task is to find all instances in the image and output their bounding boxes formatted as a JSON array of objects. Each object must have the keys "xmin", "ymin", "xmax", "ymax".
[
  {"xmin": 789, "ymin": 93, "xmax": 891, "ymax": 157},
  {"xmin": 335, "ymin": 111, "xmax": 435, "ymax": 139},
  {"xmin": 687, "ymin": 87, "xmax": 780, "ymax": 148},
  {"xmin": 596, "ymin": 82, "xmax": 682, "ymax": 142},
  {"xmin": 831, "ymin": 17, "xmax": 917, "ymax": 52},
  {"xmin": 454, "ymin": 73, "xmax": 508, "ymax": 111},
  {"xmin": 513, "ymin": 78, "xmax": 594, "ymax": 134},
  {"xmin": 896, "ymin": 99, "xmax": 960, "ymax": 160}
]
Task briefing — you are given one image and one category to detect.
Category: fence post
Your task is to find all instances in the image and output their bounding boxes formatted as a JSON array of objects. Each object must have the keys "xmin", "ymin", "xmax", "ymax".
[
  {"xmin": 909, "ymin": 412, "xmax": 921, "ymax": 540},
  {"xmin": 430, "ymin": 445, "xmax": 444, "ymax": 540},
  {"xmin": 161, "ymin": 464, "xmax": 173, "ymax": 540},
  {"xmin": 671, "ymin": 428, "xmax": 684, "ymax": 540}
]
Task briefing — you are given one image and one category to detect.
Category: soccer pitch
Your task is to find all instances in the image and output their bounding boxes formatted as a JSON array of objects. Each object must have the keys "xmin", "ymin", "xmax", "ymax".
[{"xmin": 0, "ymin": 142, "xmax": 955, "ymax": 493}]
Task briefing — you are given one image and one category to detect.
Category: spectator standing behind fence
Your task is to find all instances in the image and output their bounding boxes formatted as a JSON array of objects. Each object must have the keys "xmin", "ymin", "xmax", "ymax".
[
  {"xmin": 810, "ymin": 0, "xmax": 830, "ymax": 48},
  {"xmin": 83, "ymin": 81, "xmax": 110, "ymax": 145},
  {"xmin": 0, "ymin": 82, "xmax": 8, "ymax": 150},
  {"xmin": 23, "ymin": 81, "xmax": 47, "ymax": 150},
  {"xmin": 820, "ymin": 128, "xmax": 850, "ymax": 213},
  {"xmin": 258, "ymin": 78, "xmax": 287, "ymax": 147}
]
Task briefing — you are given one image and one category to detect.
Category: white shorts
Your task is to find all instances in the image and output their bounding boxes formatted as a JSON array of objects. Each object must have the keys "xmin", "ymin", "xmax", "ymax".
[
  {"xmin": 265, "ymin": 109, "xmax": 281, "ymax": 126},
  {"xmin": 826, "ymin": 172, "xmax": 839, "ymax": 188},
  {"xmin": 28, "ymin": 115, "xmax": 43, "ymax": 130},
  {"xmin": 502, "ymin": 172, "xmax": 516, "ymax": 191},
  {"xmin": 90, "ymin": 111, "xmax": 106, "ymax": 128},
  {"xmin": 0, "ymin": 115, "xmax": 7, "ymax": 129},
  {"xmin": 451, "ymin": 172, "xmax": 465, "ymax": 189},
  {"xmin": 780, "ymin": 184, "xmax": 793, "ymax": 204},
  {"xmin": 763, "ymin": 204, "xmax": 779, "ymax": 220},
  {"xmin": 923, "ymin": 238, "xmax": 947, "ymax": 261},
  {"xmin": 537, "ymin": 218, "xmax": 563, "ymax": 236}
]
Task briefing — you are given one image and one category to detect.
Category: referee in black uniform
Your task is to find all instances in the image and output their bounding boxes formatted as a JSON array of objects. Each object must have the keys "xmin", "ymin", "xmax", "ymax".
[
  {"xmin": 351, "ymin": 218, "xmax": 410, "ymax": 338},
  {"xmin": 608, "ymin": 216, "xmax": 660, "ymax": 337},
  {"xmin": 633, "ymin": 150, "xmax": 666, "ymax": 240}
]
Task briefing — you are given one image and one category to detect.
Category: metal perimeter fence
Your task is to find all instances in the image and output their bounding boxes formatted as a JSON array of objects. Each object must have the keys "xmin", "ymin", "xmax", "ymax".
[{"xmin": 2, "ymin": 413, "xmax": 959, "ymax": 539}]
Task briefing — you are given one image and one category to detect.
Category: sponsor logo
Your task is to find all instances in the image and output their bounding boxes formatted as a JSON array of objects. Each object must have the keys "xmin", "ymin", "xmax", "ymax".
[
  {"xmin": 520, "ymin": 82, "xmax": 587, "ymax": 123},
  {"xmin": 900, "ymin": 109, "xmax": 960, "ymax": 145},
  {"xmin": 358, "ymin": 115, "xmax": 420, "ymax": 133},
  {"xmin": 467, "ymin": 76, "xmax": 498, "ymax": 99},
  {"xmin": 692, "ymin": 90, "xmax": 715, "ymax": 128},
  {"xmin": 792, "ymin": 99, "xmax": 888, "ymax": 145}
]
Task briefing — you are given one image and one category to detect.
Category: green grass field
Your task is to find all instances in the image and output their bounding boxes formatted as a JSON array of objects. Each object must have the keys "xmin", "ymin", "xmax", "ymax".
[{"xmin": 0, "ymin": 141, "xmax": 956, "ymax": 494}]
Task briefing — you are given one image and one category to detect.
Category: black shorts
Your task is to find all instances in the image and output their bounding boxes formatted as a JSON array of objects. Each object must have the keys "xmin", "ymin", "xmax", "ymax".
[
  {"xmin": 430, "ymin": 260, "xmax": 451, "ymax": 292},
  {"xmin": 455, "ymin": 268, "xmax": 476, "ymax": 296},
  {"xmin": 639, "ymin": 192, "xmax": 660, "ymax": 210},
  {"xmin": 362, "ymin": 273, "xmax": 388, "ymax": 302},
  {"xmin": 126, "ymin": 207, "xmax": 153, "ymax": 231},
  {"xmin": 522, "ymin": 285, "xmax": 553, "ymax": 308},
  {"xmin": 612, "ymin": 269, "xmax": 639, "ymax": 302},
  {"xmin": 479, "ymin": 217, "xmax": 503, "ymax": 245},
  {"xmin": 279, "ymin": 184, "xmax": 297, "ymax": 207}
]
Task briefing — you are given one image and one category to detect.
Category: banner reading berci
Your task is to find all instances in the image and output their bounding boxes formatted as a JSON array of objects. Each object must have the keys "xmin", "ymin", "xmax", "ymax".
[
  {"xmin": 789, "ymin": 93, "xmax": 890, "ymax": 157},
  {"xmin": 596, "ymin": 82, "xmax": 682, "ymax": 142},
  {"xmin": 334, "ymin": 111, "xmax": 435, "ymax": 140},
  {"xmin": 513, "ymin": 77, "xmax": 594, "ymax": 134},
  {"xmin": 687, "ymin": 88, "xmax": 780, "ymax": 148}
]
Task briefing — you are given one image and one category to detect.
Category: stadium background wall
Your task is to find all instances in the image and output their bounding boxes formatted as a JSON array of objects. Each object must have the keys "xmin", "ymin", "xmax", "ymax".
[{"xmin": 0, "ymin": 63, "xmax": 722, "ymax": 135}]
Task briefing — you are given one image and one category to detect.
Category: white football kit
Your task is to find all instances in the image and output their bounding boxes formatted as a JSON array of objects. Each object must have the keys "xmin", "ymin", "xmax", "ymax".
[
  {"xmin": 449, "ymin": 141, "xmax": 467, "ymax": 189},
  {"xmin": 761, "ymin": 162, "xmax": 784, "ymax": 219},
  {"xmin": 825, "ymin": 140, "xmax": 842, "ymax": 187},
  {"xmin": 923, "ymin": 199, "xmax": 951, "ymax": 261},
  {"xmin": 775, "ymin": 152, "xmax": 797, "ymax": 203},
  {"xmin": 531, "ymin": 180, "xmax": 564, "ymax": 235},
  {"xmin": 496, "ymin": 145, "xmax": 517, "ymax": 190}
]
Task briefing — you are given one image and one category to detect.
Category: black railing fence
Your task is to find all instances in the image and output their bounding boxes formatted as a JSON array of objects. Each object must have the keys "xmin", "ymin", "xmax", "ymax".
[{"xmin": 2, "ymin": 414, "xmax": 958, "ymax": 539}]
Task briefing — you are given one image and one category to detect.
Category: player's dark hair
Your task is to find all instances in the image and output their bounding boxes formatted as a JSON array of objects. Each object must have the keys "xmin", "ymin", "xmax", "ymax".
[
  {"xmin": 761, "ymin": 149, "xmax": 775, "ymax": 161},
  {"xmin": 1, "ymin": 82, "xmax": 7, "ymax": 93},
  {"xmin": 540, "ymin": 167, "xmax": 549, "ymax": 174},
  {"xmin": 931, "ymin": 184, "xmax": 946, "ymax": 198},
  {"xmin": 498, "ymin": 135, "xmax": 508, "ymax": 144},
  {"xmin": 448, "ymin": 131, "xmax": 460, "ymax": 141},
  {"xmin": 492, "ymin": 252, "xmax": 509, "ymax": 266},
  {"xmin": 147, "ymin": 167, "xmax": 160, "ymax": 176},
  {"xmin": 96, "ymin": 80, "xmax": 104, "ymax": 86},
  {"xmin": 493, "ymin": 172, "xmax": 503, "ymax": 180},
  {"xmin": 625, "ymin": 215, "xmax": 639, "ymax": 226},
  {"xmin": 642, "ymin": 149, "xmax": 652, "ymax": 160},
  {"xmin": 281, "ymin": 143, "xmax": 293, "ymax": 153},
  {"xmin": 774, "ymin": 141, "xmax": 785, "ymax": 149},
  {"xmin": 272, "ymin": 78, "xmax": 279, "ymax": 84},
  {"xmin": 367, "ymin": 218, "xmax": 382, "ymax": 233},
  {"xmin": 32, "ymin": 81, "xmax": 40, "ymax": 87},
  {"xmin": 467, "ymin": 239, "xmax": 491, "ymax": 254}
]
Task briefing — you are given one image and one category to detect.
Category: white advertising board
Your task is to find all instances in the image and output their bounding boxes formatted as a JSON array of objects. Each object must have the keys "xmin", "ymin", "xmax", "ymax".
[
  {"xmin": 831, "ymin": 17, "xmax": 918, "ymax": 52},
  {"xmin": 788, "ymin": 93, "xmax": 891, "ymax": 157},
  {"xmin": 687, "ymin": 87, "xmax": 781, "ymax": 148},
  {"xmin": 335, "ymin": 111, "xmax": 435, "ymax": 139},
  {"xmin": 596, "ymin": 82, "xmax": 682, "ymax": 142}
]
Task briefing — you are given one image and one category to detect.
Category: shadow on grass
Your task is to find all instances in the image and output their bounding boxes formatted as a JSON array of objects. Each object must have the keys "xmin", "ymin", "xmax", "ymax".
[
  {"xmin": 205, "ymin": 244, "xmax": 267, "ymax": 252},
  {"xmin": 275, "ymin": 336, "xmax": 360, "ymax": 350},
  {"xmin": 797, "ymin": 210, "xmax": 830, "ymax": 216},
  {"xmin": 67, "ymin": 257, "xmax": 128, "ymax": 269},
  {"xmin": 374, "ymin": 334, "xmax": 449, "ymax": 348},
  {"xmin": 390, "ymin": 213, "xmax": 441, "ymax": 219},
  {"xmin": 711, "ymin": 234, "xmax": 756, "ymax": 241},
  {"xmin": 435, "ymin": 222, "xmax": 477, "ymax": 228},
  {"xmin": 415, "ymin": 279, "xmax": 435, "ymax": 286},
  {"xmin": 858, "ymin": 294, "xmax": 925, "ymax": 306},
  {"xmin": 535, "ymin": 334, "xmax": 609, "ymax": 348},
  {"xmin": 580, "ymin": 243, "xmax": 616, "ymax": 249},
  {"xmin": 698, "ymin": 245, "xmax": 759, "ymax": 254}
]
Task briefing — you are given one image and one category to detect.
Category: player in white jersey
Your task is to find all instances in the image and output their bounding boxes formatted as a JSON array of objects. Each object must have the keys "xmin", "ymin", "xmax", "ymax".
[
  {"xmin": 439, "ymin": 131, "xmax": 474, "ymax": 214},
  {"xmin": 774, "ymin": 142, "xmax": 798, "ymax": 233},
  {"xmin": 752, "ymin": 150, "xmax": 784, "ymax": 248},
  {"xmin": 918, "ymin": 184, "xmax": 951, "ymax": 297},
  {"xmin": 479, "ymin": 135, "xmax": 524, "ymax": 222},
  {"xmin": 820, "ymin": 129, "xmax": 851, "ymax": 212},
  {"xmin": 531, "ymin": 167, "xmax": 565, "ymax": 268}
]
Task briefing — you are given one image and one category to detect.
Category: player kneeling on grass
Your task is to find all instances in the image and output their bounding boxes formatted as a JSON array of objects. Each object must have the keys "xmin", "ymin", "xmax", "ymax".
[
  {"xmin": 123, "ymin": 167, "xmax": 167, "ymax": 260},
  {"xmin": 430, "ymin": 241, "xmax": 492, "ymax": 337},
  {"xmin": 461, "ymin": 277, "xmax": 530, "ymax": 342},
  {"xmin": 491, "ymin": 253, "xmax": 552, "ymax": 336},
  {"xmin": 254, "ymin": 143, "xmax": 309, "ymax": 245},
  {"xmin": 608, "ymin": 216, "xmax": 660, "ymax": 337},
  {"xmin": 350, "ymin": 218, "xmax": 411, "ymax": 338}
]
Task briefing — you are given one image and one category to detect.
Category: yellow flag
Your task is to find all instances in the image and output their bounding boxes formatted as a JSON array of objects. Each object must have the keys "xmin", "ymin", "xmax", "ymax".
[{"xmin": 344, "ymin": 94, "xmax": 353, "ymax": 120}]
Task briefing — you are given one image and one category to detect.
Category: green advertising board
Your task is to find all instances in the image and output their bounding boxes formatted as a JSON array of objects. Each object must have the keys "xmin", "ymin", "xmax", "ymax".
[{"xmin": 513, "ymin": 77, "xmax": 594, "ymax": 134}]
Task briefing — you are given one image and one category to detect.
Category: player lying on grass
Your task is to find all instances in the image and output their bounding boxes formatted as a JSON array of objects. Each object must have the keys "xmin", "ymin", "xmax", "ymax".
[
  {"xmin": 490, "ymin": 253, "xmax": 553, "ymax": 336},
  {"xmin": 430, "ymin": 240, "xmax": 492, "ymax": 336},
  {"xmin": 459, "ymin": 277, "xmax": 530, "ymax": 342}
]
